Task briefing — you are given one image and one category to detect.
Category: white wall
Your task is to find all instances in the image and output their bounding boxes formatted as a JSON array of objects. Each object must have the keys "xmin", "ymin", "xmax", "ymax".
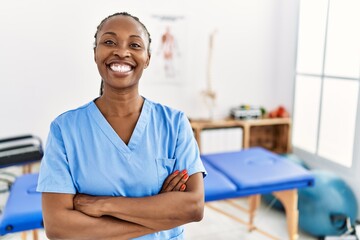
[
  {"xmin": 2, "ymin": 0, "xmax": 359, "ymax": 221},
  {"xmin": 0, "ymin": 0, "xmax": 298, "ymax": 142}
]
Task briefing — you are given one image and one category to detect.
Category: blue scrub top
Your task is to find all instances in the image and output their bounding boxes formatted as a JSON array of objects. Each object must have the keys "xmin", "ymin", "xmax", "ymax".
[{"xmin": 37, "ymin": 98, "xmax": 206, "ymax": 240}]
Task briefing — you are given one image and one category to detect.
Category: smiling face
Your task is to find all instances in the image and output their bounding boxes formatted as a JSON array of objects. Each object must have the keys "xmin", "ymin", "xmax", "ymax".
[{"xmin": 94, "ymin": 15, "xmax": 151, "ymax": 93}]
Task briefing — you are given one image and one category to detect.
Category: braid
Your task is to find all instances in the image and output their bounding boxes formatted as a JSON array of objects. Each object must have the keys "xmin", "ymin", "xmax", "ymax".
[
  {"xmin": 95, "ymin": 12, "xmax": 151, "ymax": 96},
  {"xmin": 99, "ymin": 80, "xmax": 104, "ymax": 96}
]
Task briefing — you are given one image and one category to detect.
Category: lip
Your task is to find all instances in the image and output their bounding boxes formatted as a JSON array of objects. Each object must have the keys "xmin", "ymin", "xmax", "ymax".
[{"xmin": 106, "ymin": 59, "xmax": 136, "ymax": 68}]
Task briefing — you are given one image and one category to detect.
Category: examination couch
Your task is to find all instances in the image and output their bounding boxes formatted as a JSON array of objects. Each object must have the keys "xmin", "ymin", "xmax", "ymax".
[
  {"xmin": 0, "ymin": 135, "xmax": 43, "ymax": 239},
  {"xmin": 0, "ymin": 145, "xmax": 314, "ymax": 240},
  {"xmin": 202, "ymin": 147, "xmax": 314, "ymax": 240}
]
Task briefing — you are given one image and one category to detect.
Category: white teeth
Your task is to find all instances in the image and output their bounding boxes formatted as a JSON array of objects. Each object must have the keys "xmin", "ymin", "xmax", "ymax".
[{"xmin": 110, "ymin": 64, "xmax": 132, "ymax": 73}]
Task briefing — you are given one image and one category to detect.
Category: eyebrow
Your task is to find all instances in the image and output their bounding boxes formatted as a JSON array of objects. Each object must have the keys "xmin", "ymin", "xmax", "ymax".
[
  {"xmin": 102, "ymin": 32, "xmax": 117, "ymax": 37},
  {"xmin": 101, "ymin": 32, "xmax": 143, "ymax": 40}
]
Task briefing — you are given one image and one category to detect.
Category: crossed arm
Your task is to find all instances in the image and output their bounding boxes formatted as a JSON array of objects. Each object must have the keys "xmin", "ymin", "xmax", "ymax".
[{"xmin": 42, "ymin": 171, "xmax": 204, "ymax": 240}]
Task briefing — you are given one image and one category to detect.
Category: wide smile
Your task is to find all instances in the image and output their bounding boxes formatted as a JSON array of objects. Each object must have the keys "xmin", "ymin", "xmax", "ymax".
[
  {"xmin": 109, "ymin": 63, "xmax": 133, "ymax": 73},
  {"xmin": 106, "ymin": 61, "xmax": 136, "ymax": 76}
]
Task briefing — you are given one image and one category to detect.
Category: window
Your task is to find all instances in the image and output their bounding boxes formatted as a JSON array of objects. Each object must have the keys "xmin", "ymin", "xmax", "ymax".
[{"xmin": 293, "ymin": 0, "xmax": 360, "ymax": 167}]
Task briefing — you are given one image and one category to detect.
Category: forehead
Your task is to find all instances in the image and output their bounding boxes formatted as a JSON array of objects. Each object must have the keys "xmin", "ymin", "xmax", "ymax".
[{"xmin": 98, "ymin": 15, "xmax": 147, "ymax": 39}]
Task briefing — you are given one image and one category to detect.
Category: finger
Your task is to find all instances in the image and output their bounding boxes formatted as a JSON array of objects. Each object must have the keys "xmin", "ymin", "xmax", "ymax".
[
  {"xmin": 167, "ymin": 170, "xmax": 187, "ymax": 191},
  {"xmin": 162, "ymin": 170, "xmax": 188, "ymax": 192},
  {"xmin": 180, "ymin": 184, "xmax": 187, "ymax": 192},
  {"xmin": 161, "ymin": 169, "xmax": 186, "ymax": 193},
  {"xmin": 161, "ymin": 175, "xmax": 181, "ymax": 193},
  {"xmin": 73, "ymin": 194, "xmax": 82, "ymax": 206},
  {"xmin": 172, "ymin": 172, "xmax": 189, "ymax": 191},
  {"xmin": 160, "ymin": 170, "xmax": 180, "ymax": 193}
]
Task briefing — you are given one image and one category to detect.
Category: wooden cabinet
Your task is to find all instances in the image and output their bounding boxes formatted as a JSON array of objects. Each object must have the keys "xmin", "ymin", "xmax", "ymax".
[{"xmin": 190, "ymin": 118, "xmax": 292, "ymax": 154}]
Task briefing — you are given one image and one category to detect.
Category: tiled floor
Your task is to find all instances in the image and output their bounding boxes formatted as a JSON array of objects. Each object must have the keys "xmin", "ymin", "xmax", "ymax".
[{"xmin": 1, "ymin": 190, "xmax": 317, "ymax": 240}]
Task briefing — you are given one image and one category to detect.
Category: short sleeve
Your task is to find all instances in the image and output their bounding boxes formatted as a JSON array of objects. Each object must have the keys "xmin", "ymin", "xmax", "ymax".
[
  {"xmin": 36, "ymin": 121, "xmax": 76, "ymax": 194},
  {"xmin": 174, "ymin": 113, "xmax": 207, "ymax": 177}
]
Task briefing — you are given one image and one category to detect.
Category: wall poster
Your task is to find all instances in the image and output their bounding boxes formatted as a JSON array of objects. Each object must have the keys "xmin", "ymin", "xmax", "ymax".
[{"xmin": 146, "ymin": 14, "xmax": 187, "ymax": 85}]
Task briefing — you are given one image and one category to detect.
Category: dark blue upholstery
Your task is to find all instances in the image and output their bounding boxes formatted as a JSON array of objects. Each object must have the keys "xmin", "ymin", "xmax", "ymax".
[
  {"xmin": 202, "ymin": 147, "xmax": 314, "ymax": 202},
  {"xmin": 0, "ymin": 173, "xmax": 42, "ymax": 235}
]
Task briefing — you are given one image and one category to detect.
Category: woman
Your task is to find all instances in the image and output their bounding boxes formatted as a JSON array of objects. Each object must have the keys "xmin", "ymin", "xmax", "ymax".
[{"xmin": 37, "ymin": 12, "xmax": 206, "ymax": 240}]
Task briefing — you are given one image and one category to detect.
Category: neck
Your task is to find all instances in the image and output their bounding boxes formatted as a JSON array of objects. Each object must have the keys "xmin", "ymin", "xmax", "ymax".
[{"xmin": 96, "ymin": 92, "xmax": 144, "ymax": 117}]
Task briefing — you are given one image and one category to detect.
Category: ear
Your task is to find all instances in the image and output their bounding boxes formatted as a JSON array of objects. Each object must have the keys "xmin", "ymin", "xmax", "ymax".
[
  {"xmin": 93, "ymin": 47, "xmax": 97, "ymax": 62},
  {"xmin": 144, "ymin": 53, "xmax": 151, "ymax": 69}
]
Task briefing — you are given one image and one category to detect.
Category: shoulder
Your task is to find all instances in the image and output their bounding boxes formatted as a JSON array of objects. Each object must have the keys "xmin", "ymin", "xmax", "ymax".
[
  {"xmin": 146, "ymin": 98, "xmax": 186, "ymax": 122},
  {"xmin": 145, "ymin": 98, "xmax": 193, "ymax": 137},
  {"xmin": 52, "ymin": 100, "xmax": 94, "ymax": 127}
]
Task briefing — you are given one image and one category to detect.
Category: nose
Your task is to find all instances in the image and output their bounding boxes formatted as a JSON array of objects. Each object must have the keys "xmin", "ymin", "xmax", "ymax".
[{"xmin": 113, "ymin": 47, "xmax": 130, "ymax": 58}]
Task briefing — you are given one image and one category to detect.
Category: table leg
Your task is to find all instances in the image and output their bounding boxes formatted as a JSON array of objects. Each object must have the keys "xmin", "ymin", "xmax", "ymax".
[
  {"xmin": 33, "ymin": 229, "xmax": 39, "ymax": 240},
  {"xmin": 273, "ymin": 189, "xmax": 299, "ymax": 240},
  {"xmin": 248, "ymin": 194, "xmax": 261, "ymax": 231},
  {"xmin": 242, "ymin": 125, "xmax": 250, "ymax": 149}
]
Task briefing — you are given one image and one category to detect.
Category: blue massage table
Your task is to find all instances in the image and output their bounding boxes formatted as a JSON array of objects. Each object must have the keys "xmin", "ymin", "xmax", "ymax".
[
  {"xmin": 0, "ymin": 145, "xmax": 314, "ymax": 240},
  {"xmin": 0, "ymin": 173, "xmax": 42, "ymax": 239},
  {"xmin": 0, "ymin": 135, "xmax": 43, "ymax": 239},
  {"xmin": 202, "ymin": 147, "xmax": 314, "ymax": 240}
]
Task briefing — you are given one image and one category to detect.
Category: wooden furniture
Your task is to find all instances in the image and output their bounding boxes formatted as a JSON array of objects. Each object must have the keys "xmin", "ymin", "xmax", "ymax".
[
  {"xmin": 202, "ymin": 148, "xmax": 314, "ymax": 240},
  {"xmin": 192, "ymin": 118, "xmax": 298, "ymax": 239},
  {"xmin": 190, "ymin": 118, "xmax": 292, "ymax": 154}
]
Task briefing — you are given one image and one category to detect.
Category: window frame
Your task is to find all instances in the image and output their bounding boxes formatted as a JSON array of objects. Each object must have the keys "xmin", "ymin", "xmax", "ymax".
[{"xmin": 292, "ymin": 0, "xmax": 360, "ymax": 173}]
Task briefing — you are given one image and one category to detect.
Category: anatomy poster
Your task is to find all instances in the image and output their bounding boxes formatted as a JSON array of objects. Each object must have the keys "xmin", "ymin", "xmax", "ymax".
[{"xmin": 146, "ymin": 14, "xmax": 187, "ymax": 85}]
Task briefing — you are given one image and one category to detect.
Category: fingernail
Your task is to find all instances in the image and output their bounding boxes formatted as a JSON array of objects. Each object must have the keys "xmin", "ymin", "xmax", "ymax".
[
  {"xmin": 180, "ymin": 184, "xmax": 186, "ymax": 191},
  {"xmin": 181, "ymin": 169, "xmax": 187, "ymax": 175},
  {"xmin": 183, "ymin": 174, "xmax": 189, "ymax": 180},
  {"xmin": 174, "ymin": 170, "xmax": 180, "ymax": 175}
]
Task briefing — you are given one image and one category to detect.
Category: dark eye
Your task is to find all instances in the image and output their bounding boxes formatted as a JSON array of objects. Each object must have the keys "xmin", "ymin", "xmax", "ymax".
[
  {"xmin": 104, "ymin": 40, "xmax": 115, "ymax": 45},
  {"xmin": 130, "ymin": 43, "xmax": 141, "ymax": 48}
]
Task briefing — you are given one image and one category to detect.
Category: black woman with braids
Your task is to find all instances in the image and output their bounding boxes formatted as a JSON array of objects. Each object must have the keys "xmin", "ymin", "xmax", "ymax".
[{"xmin": 37, "ymin": 12, "xmax": 206, "ymax": 240}]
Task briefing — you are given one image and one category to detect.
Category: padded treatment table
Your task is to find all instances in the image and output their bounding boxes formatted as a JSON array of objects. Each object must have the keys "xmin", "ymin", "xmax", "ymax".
[
  {"xmin": 0, "ymin": 173, "xmax": 42, "ymax": 239},
  {"xmin": 202, "ymin": 147, "xmax": 314, "ymax": 240}
]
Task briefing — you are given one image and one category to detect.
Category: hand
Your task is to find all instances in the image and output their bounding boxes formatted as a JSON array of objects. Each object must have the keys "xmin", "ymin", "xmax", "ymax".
[
  {"xmin": 160, "ymin": 169, "xmax": 189, "ymax": 193},
  {"xmin": 73, "ymin": 193, "xmax": 107, "ymax": 218}
]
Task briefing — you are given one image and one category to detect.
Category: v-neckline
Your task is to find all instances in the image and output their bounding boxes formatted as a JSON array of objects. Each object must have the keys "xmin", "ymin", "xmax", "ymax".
[{"xmin": 88, "ymin": 98, "xmax": 151, "ymax": 156}]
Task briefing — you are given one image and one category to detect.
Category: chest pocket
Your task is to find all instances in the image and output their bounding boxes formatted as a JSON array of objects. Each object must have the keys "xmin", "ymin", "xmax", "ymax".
[{"xmin": 156, "ymin": 158, "xmax": 176, "ymax": 190}]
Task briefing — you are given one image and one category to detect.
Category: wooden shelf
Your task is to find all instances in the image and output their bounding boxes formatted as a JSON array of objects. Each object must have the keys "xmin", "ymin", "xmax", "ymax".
[{"xmin": 190, "ymin": 118, "xmax": 292, "ymax": 154}]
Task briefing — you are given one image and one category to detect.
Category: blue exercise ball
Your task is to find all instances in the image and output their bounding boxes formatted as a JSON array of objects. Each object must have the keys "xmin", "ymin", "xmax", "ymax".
[
  {"xmin": 298, "ymin": 170, "xmax": 358, "ymax": 237},
  {"xmin": 280, "ymin": 153, "xmax": 310, "ymax": 169}
]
